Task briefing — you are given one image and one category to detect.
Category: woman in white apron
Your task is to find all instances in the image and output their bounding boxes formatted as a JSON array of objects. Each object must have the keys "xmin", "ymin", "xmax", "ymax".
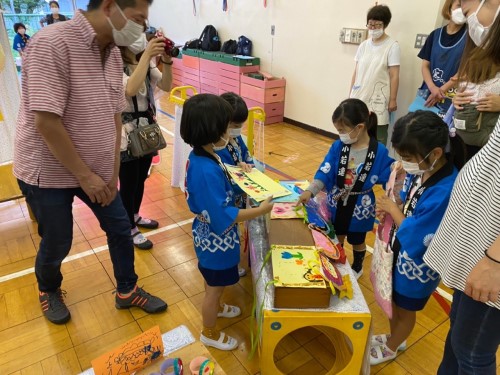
[{"xmin": 350, "ymin": 4, "xmax": 400, "ymax": 146}]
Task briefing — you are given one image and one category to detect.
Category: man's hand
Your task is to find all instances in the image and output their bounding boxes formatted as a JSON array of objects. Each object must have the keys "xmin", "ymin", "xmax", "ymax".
[
  {"xmin": 78, "ymin": 172, "xmax": 112, "ymax": 205},
  {"xmin": 105, "ymin": 175, "xmax": 119, "ymax": 206}
]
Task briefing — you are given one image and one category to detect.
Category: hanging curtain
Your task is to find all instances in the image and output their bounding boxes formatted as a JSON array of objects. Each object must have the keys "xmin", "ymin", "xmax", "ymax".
[{"xmin": 0, "ymin": 11, "xmax": 21, "ymax": 164}]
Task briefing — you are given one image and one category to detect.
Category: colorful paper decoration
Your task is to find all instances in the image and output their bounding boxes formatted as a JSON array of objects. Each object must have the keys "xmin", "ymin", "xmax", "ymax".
[
  {"xmin": 91, "ymin": 326, "xmax": 163, "ymax": 375},
  {"xmin": 273, "ymin": 180, "xmax": 309, "ymax": 203},
  {"xmin": 314, "ymin": 252, "xmax": 353, "ymax": 299},
  {"xmin": 271, "ymin": 245, "xmax": 327, "ymax": 288},
  {"xmin": 270, "ymin": 202, "xmax": 305, "ymax": 219},
  {"xmin": 309, "ymin": 224, "xmax": 346, "ymax": 264},
  {"xmin": 225, "ymin": 165, "xmax": 292, "ymax": 202}
]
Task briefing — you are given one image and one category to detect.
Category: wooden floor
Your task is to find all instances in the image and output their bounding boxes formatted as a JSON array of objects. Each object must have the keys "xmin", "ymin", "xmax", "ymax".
[{"xmin": 0, "ymin": 95, "xmax": 498, "ymax": 375}]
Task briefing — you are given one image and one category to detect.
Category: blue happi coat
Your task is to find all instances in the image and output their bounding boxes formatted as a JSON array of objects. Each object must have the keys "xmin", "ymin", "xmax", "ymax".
[
  {"xmin": 185, "ymin": 149, "xmax": 240, "ymax": 270},
  {"xmin": 394, "ymin": 162, "xmax": 458, "ymax": 299},
  {"xmin": 314, "ymin": 140, "xmax": 393, "ymax": 232},
  {"xmin": 215, "ymin": 136, "xmax": 253, "ymax": 201},
  {"xmin": 215, "ymin": 136, "xmax": 253, "ymax": 166}
]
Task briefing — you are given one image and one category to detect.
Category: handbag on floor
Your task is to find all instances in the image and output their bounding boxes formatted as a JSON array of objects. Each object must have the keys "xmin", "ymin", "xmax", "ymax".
[{"xmin": 370, "ymin": 165, "xmax": 403, "ymax": 319}]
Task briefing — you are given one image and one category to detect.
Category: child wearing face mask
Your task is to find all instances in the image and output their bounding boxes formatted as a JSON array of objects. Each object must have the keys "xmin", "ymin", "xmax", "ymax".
[
  {"xmin": 216, "ymin": 92, "xmax": 254, "ymax": 277},
  {"xmin": 40, "ymin": 1, "xmax": 68, "ymax": 28},
  {"xmin": 216, "ymin": 92, "xmax": 254, "ymax": 173},
  {"xmin": 181, "ymin": 94, "xmax": 273, "ymax": 351},
  {"xmin": 12, "ymin": 23, "xmax": 30, "ymax": 54},
  {"xmin": 298, "ymin": 98, "xmax": 393, "ymax": 279},
  {"xmin": 371, "ymin": 110, "xmax": 465, "ymax": 365}
]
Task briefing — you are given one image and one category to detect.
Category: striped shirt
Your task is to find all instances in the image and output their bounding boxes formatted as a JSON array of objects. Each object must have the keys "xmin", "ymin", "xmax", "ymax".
[
  {"xmin": 424, "ymin": 118, "xmax": 500, "ymax": 310},
  {"xmin": 13, "ymin": 11, "xmax": 127, "ymax": 188}
]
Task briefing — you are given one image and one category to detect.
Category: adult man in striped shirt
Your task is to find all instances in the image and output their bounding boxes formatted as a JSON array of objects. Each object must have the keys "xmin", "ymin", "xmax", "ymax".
[{"xmin": 13, "ymin": 0, "xmax": 167, "ymax": 324}]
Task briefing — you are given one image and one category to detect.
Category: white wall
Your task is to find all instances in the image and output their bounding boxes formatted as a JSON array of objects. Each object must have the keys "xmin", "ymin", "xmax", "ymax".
[{"xmin": 150, "ymin": 0, "xmax": 445, "ymax": 133}]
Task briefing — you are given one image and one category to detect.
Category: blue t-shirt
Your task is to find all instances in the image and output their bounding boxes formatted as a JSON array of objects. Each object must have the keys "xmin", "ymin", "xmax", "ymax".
[
  {"xmin": 393, "ymin": 162, "xmax": 458, "ymax": 299},
  {"xmin": 314, "ymin": 140, "xmax": 393, "ymax": 233},
  {"xmin": 185, "ymin": 149, "xmax": 240, "ymax": 270},
  {"xmin": 215, "ymin": 136, "xmax": 253, "ymax": 165},
  {"xmin": 13, "ymin": 33, "xmax": 30, "ymax": 52}
]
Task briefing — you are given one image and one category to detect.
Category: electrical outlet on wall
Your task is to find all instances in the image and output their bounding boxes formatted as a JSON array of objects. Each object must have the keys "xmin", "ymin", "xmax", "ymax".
[
  {"xmin": 271, "ymin": 25, "xmax": 275, "ymax": 36},
  {"xmin": 414, "ymin": 34, "xmax": 428, "ymax": 49}
]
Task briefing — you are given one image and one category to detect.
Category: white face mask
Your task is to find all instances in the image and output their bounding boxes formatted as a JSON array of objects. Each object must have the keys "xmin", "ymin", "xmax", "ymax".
[
  {"xmin": 369, "ymin": 28, "xmax": 384, "ymax": 40},
  {"xmin": 107, "ymin": 4, "xmax": 144, "ymax": 47},
  {"xmin": 401, "ymin": 152, "xmax": 437, "ymax": 175},
  {"xmin": 213, "ymin": 136, "xmax": 229, "ymax": 151},
  {"xmin": 51, "ymin": 7, "xmax": 59, "ymax": 15},
  {"xmin": 339, "ymin": 126, "xmax": 359, "ymax": 145},
  {"xmin": 228, "ymin": 128, "xmax": 242, "ymax": 138},
  {"xmin": 467, "ymin": 0, "xmax": 500, "ymax": 46},
  {"xmin": 128, "ymin": 33, "xmax": 147, "ymax": 55},
  {"xmin": 451, "ymin": 8, "xmax": 467, "ymax": 25}
]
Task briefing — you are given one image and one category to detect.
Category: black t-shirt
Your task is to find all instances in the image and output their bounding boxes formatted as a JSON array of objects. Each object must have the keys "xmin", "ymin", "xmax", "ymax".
[{"xmin": 418, "ymin": 25, "xmax": 467, "ymax": 61}]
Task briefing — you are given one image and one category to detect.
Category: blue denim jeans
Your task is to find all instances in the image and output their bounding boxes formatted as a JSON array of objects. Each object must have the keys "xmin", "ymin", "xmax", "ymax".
[
  {"xmin": 18, "ymin": 180, "xmax": 138, "ymax": 293},
  {"xmin": 438, "ymin": 289, "xmax": 500, "ymax": 375}
]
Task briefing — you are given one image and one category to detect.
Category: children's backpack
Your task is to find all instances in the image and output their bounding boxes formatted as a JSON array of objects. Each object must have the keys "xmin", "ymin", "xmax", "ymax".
[
  {"xmin": 221, "ymin": 39, "xmax": 238, "ymax": 54},
  {"xmin": 236, "ymin": 35, "xmax": 252, "ymax": 56},
  {"xmin": 183, "ymin": 38, "xmax": 201, "ymax": 50},
  {"xmin": 199, "ymin": 25, "xmax": 221, "ymax": 51}
]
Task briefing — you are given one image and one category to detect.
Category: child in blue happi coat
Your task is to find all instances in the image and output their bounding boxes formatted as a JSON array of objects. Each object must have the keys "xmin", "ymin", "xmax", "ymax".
[
  {"xmin": 216, "ymin": 92, "xmax": 254, "ymax": 277},
  {"xmin": 181, "ymin": 94, "xmax": 273, "ymax": 351},
  {"xmin": 216, "ymin": 92, "xmax": 254, "ymax": 173},
  {"xmin": 298, "ymin": 98, "xmax": 394, "ymax": 278},
  {"xmin": 371, "ymin": 110, "xmax": 465, "ymax": 365}
]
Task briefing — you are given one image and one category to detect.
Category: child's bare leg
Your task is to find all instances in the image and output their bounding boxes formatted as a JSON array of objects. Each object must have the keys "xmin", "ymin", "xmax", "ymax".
[
  {"xmin": 202, "ymin": 284, "xmax": 228, "ymax": 341},
  {"xmin": 387, "ymin": 305, "xmax": 416, "ymax": 352}
]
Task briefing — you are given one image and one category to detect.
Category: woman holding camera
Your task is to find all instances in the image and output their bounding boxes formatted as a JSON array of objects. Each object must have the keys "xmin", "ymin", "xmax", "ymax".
[{"xmin": 119, "ymin": 33, "xmax": 172, "ymax": 250}]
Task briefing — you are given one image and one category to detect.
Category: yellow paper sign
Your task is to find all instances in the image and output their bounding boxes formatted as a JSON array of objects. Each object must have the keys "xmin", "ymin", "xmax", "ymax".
[
  {"xmin": 271, "ymin": 245, "xmax": 327, "ymax": 288},
  {"xmin": 225, "ymin": 165, "xmax": 291, "ymax": 202},
  {"xmin": 91, "ymin": 326, "xmax": 164, "ymax": 375}
]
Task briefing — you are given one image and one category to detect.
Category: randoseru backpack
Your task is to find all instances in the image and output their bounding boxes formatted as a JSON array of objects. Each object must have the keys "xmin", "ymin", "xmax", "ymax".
[
  {"xmin": 236, "ymin": 35, "xmax": 252, "ymax": 56},
  {"xmin": 199, "ymin": 25, "xmax": 221, "ymax": 51}
]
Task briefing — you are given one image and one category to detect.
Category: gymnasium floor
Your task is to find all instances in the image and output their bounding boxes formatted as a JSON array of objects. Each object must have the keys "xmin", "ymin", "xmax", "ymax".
[{"xmin": 0, "ymin": 96, "xmax": 498, "ymax": 375}]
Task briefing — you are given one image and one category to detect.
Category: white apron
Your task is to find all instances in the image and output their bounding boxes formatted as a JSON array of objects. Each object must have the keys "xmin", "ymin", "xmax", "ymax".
[{"xmin": 351, "ymin": 38, "xmax": 397, "ymax": 126}]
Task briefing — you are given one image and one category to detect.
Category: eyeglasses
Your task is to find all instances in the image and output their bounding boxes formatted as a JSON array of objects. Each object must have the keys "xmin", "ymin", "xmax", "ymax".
[{"xmin": 366, "ymin": 22, "xmax": 384, "ymax": 29}]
